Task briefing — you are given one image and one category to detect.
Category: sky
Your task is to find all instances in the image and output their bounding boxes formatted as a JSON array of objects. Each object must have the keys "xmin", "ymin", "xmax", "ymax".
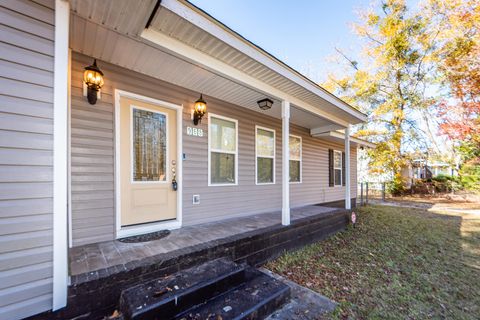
[
  {"xmin": 189, "ymin": 0, "xmax": 422, "ymax": 83},
  {"xmin": 189, "ymin": 0, "xmax": 370, "ymax": 83},
  {"xmin": 188, "ymin": 0, "xmax": 449, "ymax": 155}
]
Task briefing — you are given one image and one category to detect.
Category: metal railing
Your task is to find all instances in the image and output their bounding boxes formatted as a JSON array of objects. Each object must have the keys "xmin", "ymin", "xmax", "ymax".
[{"xmin": 357, "ymin": 182, "xmax": 388, "ymax": 206}]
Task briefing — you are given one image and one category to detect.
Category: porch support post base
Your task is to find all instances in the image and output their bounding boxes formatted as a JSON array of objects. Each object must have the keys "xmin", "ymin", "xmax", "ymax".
[{"xmin": 282, "ymin": 101, "xmax": 290, "ymax": 225}]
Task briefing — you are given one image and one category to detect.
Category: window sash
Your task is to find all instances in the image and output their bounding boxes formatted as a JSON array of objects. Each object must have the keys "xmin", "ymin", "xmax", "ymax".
[
  {"xmin": 256, "ymin": 126, "xmax": 275, "ymax": 184},
  {"xmin": 211, "ymin": 151, "xmax": 236, "ymax": 184},
  {"xmin": 289, "ymin": 135, "xmax": 302, "ymax": 182},
  {"xmin": 333, "ymin": 150, "xmax": 342, "ymax": 186},
  {"xmin": 289, "ymin": 160, "xmax": 301, "ymax": 182},
  {"xmin": 289, "ymin": 135, "xmax": 301, "ymax": 161},
  {"xmin": 256, "ymin": 128, "xmax": 275, "ymax": 158},
  {"xmin": 209, "ymin": 114, "xmax": 238, "ymax": 185},
  {"xmin": 257, "ymin": 157, "xmax": 274, "ymax": 184},
  {"xmin": 334, "ymin": 150, "xmax": 342, "ymax": 169},
  {"xmin": 210, "ymin": 116, "xmax": 237, "ymax": 152}
]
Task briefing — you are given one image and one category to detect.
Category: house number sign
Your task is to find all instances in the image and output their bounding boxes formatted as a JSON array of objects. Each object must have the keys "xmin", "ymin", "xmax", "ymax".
[{"xmin": 186, "ymin": 126, "xmax": 204, "ymax": 137}]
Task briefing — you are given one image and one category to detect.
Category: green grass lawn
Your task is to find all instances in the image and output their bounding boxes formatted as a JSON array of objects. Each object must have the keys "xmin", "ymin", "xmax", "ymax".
[{"xmin": 266, "ymin": 205, "xmax": 480, "ymax": 319}]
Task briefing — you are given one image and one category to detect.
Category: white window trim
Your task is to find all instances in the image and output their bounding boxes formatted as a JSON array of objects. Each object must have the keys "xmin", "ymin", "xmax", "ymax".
[
  {"xmin": 130, "ymin": 105, "xmax": 169, "ymax": 184},
  {"xmin": 208, "ymin": 113, "xmax": 239, "ymax": 186},
  {"xmin": 334, "ymin": 149, "xmax": 343, "ymax": 187},
  {"xmin": 255, "ymin": 125, "xmax": 276, "ymax": 185},
  {"xmin": 289, "ymin": 134, "xmax": 302, "ymax": 184}
]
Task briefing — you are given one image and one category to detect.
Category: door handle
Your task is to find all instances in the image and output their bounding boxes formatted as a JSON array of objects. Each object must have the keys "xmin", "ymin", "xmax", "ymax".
[{"xmin": 171, "ymin": 160, "xmax": 177, "ymax": 191}]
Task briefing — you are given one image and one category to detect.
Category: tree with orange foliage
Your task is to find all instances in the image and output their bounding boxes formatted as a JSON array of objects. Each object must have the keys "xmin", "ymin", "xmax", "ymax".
[{"xmin": 428, "ymin": 0, "xmax": 480, "ymax": 190}]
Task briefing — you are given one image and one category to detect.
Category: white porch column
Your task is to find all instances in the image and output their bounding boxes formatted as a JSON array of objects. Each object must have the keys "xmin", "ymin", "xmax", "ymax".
[
  {"xmin": 53, "ymin": 0, "xmax": 70, "ymax": 310},
  {"xmin": 345, "ymin": 126, "xmax": 351, "ymax": 209},
  {"xmin": 282, "ymin": 101, "xmax": 290, "ymax": 225}
]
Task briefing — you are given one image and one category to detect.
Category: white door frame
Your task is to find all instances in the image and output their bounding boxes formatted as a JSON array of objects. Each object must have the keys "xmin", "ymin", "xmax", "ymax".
[{"xmin": 114, "ymin": 89, "xmax": 183, "ymax": 238}]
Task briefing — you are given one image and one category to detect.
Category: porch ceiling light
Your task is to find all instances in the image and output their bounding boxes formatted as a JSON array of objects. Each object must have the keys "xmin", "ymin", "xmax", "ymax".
[
  {"xmin": 193, "ymin": 93, "xmax": 207, "ymax": 125},
  {"xmin": 83, "ymin": 59, "xmax": 104, "ymax": 105},
  {"xmin": 257, "ymin": 98, "xmax": 273, "ymax": 110}
]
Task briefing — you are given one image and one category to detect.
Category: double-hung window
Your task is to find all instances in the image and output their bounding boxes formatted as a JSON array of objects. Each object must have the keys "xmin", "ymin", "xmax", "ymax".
[
  {"xmin": 256, "ymin": 126, "xmax": 275, "ymax": 184},
  {"xmin": 289, "ymin": 135, "xmax": 302, "ymax": 183},
  {"xmin": 334, "ymin": 150, "xmax": 342, "ymax": 186},
  {"xmin": 209, "ymin": 114, "xmax": 238, "ymax": 185}
]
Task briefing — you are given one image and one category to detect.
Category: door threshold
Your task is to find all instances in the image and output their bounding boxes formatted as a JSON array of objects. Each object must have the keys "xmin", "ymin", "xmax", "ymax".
[{"xmin": 117, "ymin": 220, "xmax": 181, "ymax": 238}]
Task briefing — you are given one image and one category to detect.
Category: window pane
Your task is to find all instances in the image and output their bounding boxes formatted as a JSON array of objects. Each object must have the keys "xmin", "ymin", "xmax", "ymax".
[
  {"xmin": 334, "ymin": 151, "xmax": 342, "ymax": 168},
  {"xmin": 257, "ymin": 129, "xmax": 274, "ymax": 157},
  {"xmin": 289, "ymin": 136, "xmax": 301, "ymax": 159},
  {"xmin": 211, "ymin": 152, "xmax": 235, "ymax": 184},
  {"xmin": 257, "ymin": 157, "xmax": 274, "ymax": 183},
  {"xmin": 132, "ymin": 108, "xmax": 166, "ymax": 182},
  {"xmin": 335, "ymin": 169, "xmax": 342, "ymax": 186},
  {"xmin": 210, "ymin": 117, "xmax": 236, "ymax": 152},
  {"xmin": 289, "ymin": 160, "xmax": 300, "ymax": 182}
]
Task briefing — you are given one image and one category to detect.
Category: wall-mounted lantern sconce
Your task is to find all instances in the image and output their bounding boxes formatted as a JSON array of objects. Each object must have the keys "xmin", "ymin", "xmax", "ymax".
[
  {"xmin": 193, "ymin": 94, "xmax": 207, "ymax": 125},
  {"xmin": 83, "ymin": 59, "xmax": 104, "ymax": 105},
  {"xmin": 257, "ymin": 98, "xmax": 273, "ymax": 110}
]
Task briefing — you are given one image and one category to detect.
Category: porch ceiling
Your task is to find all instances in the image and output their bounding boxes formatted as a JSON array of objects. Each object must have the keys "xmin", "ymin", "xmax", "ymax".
[
  {"xmin": 68, "ymin": 0, "xmax": 360, "ymax": 129},
  {"xmin": 69, "ymin": 12, "xmax": 334, "ymax": 129},
  {"xmin": 147, "ymin": 1, "xmax": 366, "ymax": 125},
  {"xmin": 70, "ymin": 0, "xmax": 156, "ymax": 37}
]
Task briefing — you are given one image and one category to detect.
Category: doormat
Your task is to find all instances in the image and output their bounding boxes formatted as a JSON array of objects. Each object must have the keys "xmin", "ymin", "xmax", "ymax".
[{"xmin": 117, "ymin": 230, "xmax": 171, "ymax": 243}]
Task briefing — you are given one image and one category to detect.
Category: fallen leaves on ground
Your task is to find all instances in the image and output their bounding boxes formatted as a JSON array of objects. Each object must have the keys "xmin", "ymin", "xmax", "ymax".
[{"xmin": 265, "ymin": 205, "xmax": 480, "ymax": 319}]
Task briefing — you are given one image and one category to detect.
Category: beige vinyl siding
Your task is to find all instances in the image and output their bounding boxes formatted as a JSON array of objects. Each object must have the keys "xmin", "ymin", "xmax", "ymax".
[
  {"xmin": 70, "ymin": 52, "xmax": 357, "ymax": 245},
  {"xmin": 70, "ymin": 58, "xmax": 115, "ymax": 247},
  {"xmin": 0, "ymin": 0, "xmax": 54, "ymax": 319},
  {"xmin": 289, "ymin": 125, "xmax": 357, "ymax": 207}
]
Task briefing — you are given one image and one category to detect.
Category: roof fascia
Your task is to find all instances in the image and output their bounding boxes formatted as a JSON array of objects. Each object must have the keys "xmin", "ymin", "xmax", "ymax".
[{"xmin": 141, "ymin": 28, "xmax": 351, "ymax": 126}]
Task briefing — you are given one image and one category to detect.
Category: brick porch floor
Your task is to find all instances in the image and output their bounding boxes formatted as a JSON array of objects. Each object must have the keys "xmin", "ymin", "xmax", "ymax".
[{"xmin": 69, "ymin": 205, "xmax": 339, "ymax": 276}]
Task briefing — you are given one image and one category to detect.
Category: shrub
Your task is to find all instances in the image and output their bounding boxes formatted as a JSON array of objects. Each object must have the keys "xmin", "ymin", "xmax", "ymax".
[
  {"xmin": 432, "ymin": 174, "xmax": 457, "ymax": 193},
  {"xmin": 388, "ymin": 174, "xmax": 406, "ymax": 195},
  {"xmin": 432, "ymin": 174, "xmax": 451, "ymax": 183},
  {"xmin": 459, "ymin": 163, "xmax": 480, "ymax": 193}
]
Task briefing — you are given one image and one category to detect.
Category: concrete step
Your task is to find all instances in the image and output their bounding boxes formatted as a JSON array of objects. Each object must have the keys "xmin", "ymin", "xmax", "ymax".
[
  {"xmin": 175, "ymin": 269, "xmax": 290, "ymax": 320},
  {"xmin": 119, "ymin": 258, "xmax": 247, "ymax": 320}
]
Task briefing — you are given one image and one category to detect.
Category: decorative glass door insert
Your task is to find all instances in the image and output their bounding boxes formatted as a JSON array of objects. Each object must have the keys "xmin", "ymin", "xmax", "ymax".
[{"xmin": 132, "ymin": 108, "xmax": 167, "ymax": 182}]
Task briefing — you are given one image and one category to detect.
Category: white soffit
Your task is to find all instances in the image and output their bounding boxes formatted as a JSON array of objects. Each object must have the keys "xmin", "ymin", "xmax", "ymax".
[
  {"xmin": 69, "ymin": 13, "xmax": 334, "ymax": 128},
  {"xmin": 68, "ymin": 0, "xmax": 351, "ymax": 128},
  {"xmin": 70, "ymin": 0, "xmax": 157, "ymax": 36},
  {"xmin": 148, "ymin": 0, "xmax": 367, "ymax": 124}
]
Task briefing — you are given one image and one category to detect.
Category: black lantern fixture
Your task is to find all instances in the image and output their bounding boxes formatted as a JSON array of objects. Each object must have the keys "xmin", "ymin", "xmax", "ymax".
[
  {"xmin": 83, "ymin": 59, "xmax": 104, "ymax": 105},
  {"xmin": 193, "ymin": 94, "xmax": 207, "ymax": 125},
  {"xmin": 257, "ymin": 98, "xmax": 273, "ymax": 110}
]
